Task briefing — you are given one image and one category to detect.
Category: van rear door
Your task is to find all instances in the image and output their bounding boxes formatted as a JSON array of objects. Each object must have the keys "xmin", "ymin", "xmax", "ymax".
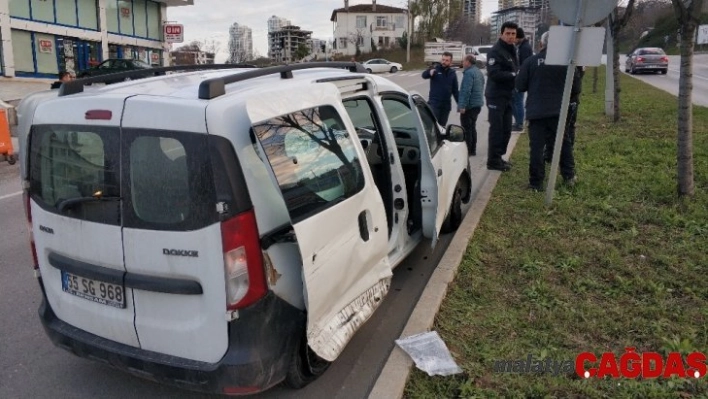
[
  {"xmin": 119, "ymin": 96, "xmax": 229, "ymax": 363},
  {"xmin": 247, "ymin": 84, "xmax": 392, "ymax": 361},
  {"xmin": 28, "ymin": 96, "xmax": 138, "ymax": 346}
]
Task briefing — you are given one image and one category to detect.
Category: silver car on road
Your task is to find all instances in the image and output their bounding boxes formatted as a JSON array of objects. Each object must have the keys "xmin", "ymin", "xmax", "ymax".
[{"xmin": 625, "ymin": 47, "xmax": 669, "ymax": 75}]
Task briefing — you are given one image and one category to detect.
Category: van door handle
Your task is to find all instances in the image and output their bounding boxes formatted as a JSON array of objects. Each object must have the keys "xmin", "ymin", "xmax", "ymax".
[{"xmin": 358, "ymin": 211, "xmax": 370, "ymax": 242}]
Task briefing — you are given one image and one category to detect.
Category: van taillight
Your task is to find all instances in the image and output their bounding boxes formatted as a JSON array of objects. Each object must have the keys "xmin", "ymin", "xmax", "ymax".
[
  {"xmin": 221, "ymin": 210, "xmax": 267, "ymax": 310},
  {"xmin": 22, "ymin": 183, "xmax": 39, "ymax": 270}
]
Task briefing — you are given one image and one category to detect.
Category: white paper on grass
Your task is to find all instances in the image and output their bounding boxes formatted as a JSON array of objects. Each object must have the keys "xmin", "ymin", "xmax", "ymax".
[{"xmin": 395, "ymin": 331, "xmax": 463, "ymax": 376}]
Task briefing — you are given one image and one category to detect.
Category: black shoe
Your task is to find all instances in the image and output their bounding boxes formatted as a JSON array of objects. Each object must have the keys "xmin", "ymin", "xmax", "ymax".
[
  {"xmin": 512, "ymin": 125, "xmax": 523, "ymax": 132},
  {"xmin": 527, "ymin": 184, "xmax": 542, "ymax": 192},
  {"xmin": 470, "ymin": 151, "xmax": 476, "ymax": 156},
  {"xmin": 503, "ymin": 160, "xmax": 513, "ymax": 167},
  {"xmin": 487, "ymin": 163, "xmax": 511, "ymax": 172}
]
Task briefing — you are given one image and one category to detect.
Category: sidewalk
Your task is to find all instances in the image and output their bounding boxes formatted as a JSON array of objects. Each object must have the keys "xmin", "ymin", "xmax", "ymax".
[{"xmin": 1, "ymin": 77, "xmax": 54, "ymax": 104}]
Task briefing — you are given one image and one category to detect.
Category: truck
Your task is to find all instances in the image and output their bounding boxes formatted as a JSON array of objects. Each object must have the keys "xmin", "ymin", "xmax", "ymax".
[{"xmin": 424, "ymin": 39, "xmax": 483, "ymax": 68}]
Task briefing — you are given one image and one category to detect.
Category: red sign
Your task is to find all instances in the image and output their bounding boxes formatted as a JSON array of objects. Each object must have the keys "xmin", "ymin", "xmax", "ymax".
[
  {"xmin": 120, "ymin": 7, "xmax": 130, "ymax": 18},
  {"xmin": 151, "ymin": 52, "xmax": 159, "ymax": 63},
  {"xmin": 164, "ymin": 24, "xmax": 184, "ymax": 43},
  {"xmin": 38, "ymin": 39, "xmax": 53, "ymax": 53}
]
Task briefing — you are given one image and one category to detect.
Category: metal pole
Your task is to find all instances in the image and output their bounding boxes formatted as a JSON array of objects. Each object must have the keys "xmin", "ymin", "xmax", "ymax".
[
  {"xmin": 545, "ymin": 0, "xmax": 587, "ymax": 206},
  {"xmin": 406, "ymin": 0, "xmax": 411, "ymax": 63},
  {"xmin": 604, "ymin": 16, "xmax": 615, "ymax": 117}
]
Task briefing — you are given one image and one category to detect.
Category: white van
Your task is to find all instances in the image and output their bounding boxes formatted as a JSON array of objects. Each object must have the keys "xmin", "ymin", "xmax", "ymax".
[{"xmin": 17, "ymin": 63, "xmax": 471, "ymax": 395}]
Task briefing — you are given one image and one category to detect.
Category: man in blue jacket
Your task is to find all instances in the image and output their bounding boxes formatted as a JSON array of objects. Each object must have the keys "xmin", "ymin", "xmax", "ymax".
[
  {"xmin": 516, "ymin": 31, "xmax": 584, "ymax": 191},
  {"xmin": 422, "ymin": 52, "xmax": 459, "ymax": 126},
  {"xmin": 458, "ymin": 54, "xmax": 485, "ymax": 156}
]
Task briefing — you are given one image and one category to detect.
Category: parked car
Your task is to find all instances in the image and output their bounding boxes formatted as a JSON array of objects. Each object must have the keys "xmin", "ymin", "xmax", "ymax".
[
  {"xmin": 78, "ymin": 58, "xmax": 153, "ymax": 83},
  {"xmin": 361, "ymin": 58, "xmax": 403, "ymax": 73},
  {"xmin": 16, "ymin": 62, "xmax": 471, "ymax": 395},
  {"xmin": 625, "ymin": 47, "xmax": 669, "ymax": 74}
]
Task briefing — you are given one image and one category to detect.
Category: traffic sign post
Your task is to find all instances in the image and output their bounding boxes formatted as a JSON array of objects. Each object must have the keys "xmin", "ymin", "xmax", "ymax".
[{"xmin": 164, "ymin": 23, "xmax": 184, "ymax": 44}]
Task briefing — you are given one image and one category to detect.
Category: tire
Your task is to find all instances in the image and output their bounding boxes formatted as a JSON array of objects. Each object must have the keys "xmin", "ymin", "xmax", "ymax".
[
  {"xmin": 661, "ymin": 69, "xmax": 667, "ymax": 75},
  {"xmin": 366, "ymin": 68, "xmax": 372, "ymax": 74},
  {"xmin": 285, "ymin": 333, "xmax": 331, "ymax": 389},
  {"xmin": 390, "ymin": 66, "xmax": 398, "ymax": 73},
  {"xmin": 441, "ymin": 181, "xmax": 463, "ymax": 234},
  {"xmin": 7, "ymin": 155, "xmax": 16, "ymax": 165},
  {"xmin": 630, "ymin": 67, "xmax": 636, "ymax": 75}
]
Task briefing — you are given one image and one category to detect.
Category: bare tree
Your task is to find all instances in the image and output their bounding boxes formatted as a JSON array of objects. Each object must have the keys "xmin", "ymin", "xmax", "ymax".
[
  {"xmin": 228, "ymin": 47, "xmax": 251, "ymax": 64},
  {"xmin": 348, "ymin": 28, "xmax": 368, "ymax": 56},
  {"xmin": 671, "ymin": 0, "xmax": 704, "ymax": 196},
  {"xmin": 608, "ymin": 0, "xmax": 637, "ymax": 122}
]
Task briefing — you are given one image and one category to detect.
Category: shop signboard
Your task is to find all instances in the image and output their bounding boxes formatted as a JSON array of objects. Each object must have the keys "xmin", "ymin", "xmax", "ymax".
[
  {"xmin": 38, "ymin": 39, "xmax": 53, "ymax": 54},
  {"xmin": 151, "ymin": 52, "xmax": 160, "ymax": 64},
  {"xmin": 121, "ymin": 7, "xmax": 131, "ymax": 18},
  {"xmin": 164, "ymin": 24, "xmax": 184, "ymax": 44}
]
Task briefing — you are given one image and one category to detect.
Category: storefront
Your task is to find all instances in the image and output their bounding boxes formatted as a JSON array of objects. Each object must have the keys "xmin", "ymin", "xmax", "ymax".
[{"xmin": 0, "ymin": 0, "xmax": 187, "ymax": 78}]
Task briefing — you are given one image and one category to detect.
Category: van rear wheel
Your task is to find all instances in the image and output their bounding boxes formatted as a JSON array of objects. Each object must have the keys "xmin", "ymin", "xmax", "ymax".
[{"xmin": 285, "ymin": 333, "xmax": 331, "ymax": 388}]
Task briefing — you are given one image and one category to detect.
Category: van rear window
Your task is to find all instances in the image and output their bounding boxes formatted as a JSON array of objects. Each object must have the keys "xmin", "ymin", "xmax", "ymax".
[
  {"xmin": 29, "ymin": 125, "xmax": 121, "ymax": 225},
  {"xmin": 29, "ymin": 125, "xmax": 246, "ymax": 231}
]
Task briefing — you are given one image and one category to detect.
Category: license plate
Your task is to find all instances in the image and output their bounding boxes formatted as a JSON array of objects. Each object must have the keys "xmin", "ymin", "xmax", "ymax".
[{"xmin": 61, "ymin": 271, "xmax": 126, "ymax": 309}]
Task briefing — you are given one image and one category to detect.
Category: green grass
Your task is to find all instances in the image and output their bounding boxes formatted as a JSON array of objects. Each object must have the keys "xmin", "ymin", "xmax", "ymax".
[{"xmin": 403, "ymin": 68, "xmax": 708, "ymax": 398}]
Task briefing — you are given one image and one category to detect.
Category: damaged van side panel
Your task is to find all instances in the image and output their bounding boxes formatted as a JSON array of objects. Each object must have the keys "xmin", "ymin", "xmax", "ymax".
[{"xmin": 247, "ymin": 83, "xmax": 392, "ymax": 361}]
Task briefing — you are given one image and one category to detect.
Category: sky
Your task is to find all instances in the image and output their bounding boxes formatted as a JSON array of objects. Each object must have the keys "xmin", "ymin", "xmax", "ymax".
[{"xmin": 167, "ymin": 0, "xmax": 499, "ymax": 62}]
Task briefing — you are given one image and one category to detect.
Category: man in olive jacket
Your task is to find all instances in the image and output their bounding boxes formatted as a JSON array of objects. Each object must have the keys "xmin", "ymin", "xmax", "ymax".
[
  {"xmin": 458, "ymin": 54, "xmax": 485, "ymax": 155},
  {"xmin": 516, "ymin": 31, "xmax": 584, "ymax": 191},
  {"xmin": 485, "ymin": 21, "xmax": 519, "ymax": 172}
]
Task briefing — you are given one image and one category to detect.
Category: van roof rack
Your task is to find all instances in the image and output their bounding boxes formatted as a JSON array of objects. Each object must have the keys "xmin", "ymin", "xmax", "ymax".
[
  {"xmin": 58, "ymin": 63, "xmax": 257, "ymax": 97},
  {"xmin": 198, "ymin": 62, "xmax": 367, "ymax": 100}
]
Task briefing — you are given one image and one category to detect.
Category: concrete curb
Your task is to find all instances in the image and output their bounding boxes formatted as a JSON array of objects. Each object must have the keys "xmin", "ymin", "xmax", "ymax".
[{"xmin": 368, "ymin": 133, "xmax": 522, "ymax": 399}]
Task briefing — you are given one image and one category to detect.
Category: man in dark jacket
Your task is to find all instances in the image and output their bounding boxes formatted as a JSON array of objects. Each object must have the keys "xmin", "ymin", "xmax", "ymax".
[
  {"xmin": 485, "ymin": 21, "xmax": 518, "ymax": 172},
  {"xmin": 422, "ymin": 52, "xmax": 459, "ymax": 126},
  {"xmin": 513, "ymin": 27, "xmax": 534, "ymax": 131},
  {"xmin": 50, "ymin": 71, "xmax": 74, "ymax": 89},
  {"xmin": 516, "ymin": 31, "xmax": 584, "ymax": 191}
]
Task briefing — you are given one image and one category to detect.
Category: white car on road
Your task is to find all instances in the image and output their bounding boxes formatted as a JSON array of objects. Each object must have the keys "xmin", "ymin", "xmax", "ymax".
[{"xmin": 362, "ymin": 58, "xmax": 403, "ymax": 74}]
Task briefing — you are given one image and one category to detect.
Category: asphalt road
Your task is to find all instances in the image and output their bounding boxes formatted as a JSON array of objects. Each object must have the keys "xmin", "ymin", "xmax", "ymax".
[
  {"xmin": 0, "ymin": 71, "xmax": 495, "ymax": 399},
  {"xmin": 617, "ymin": 54, "xmax": 708, "ymax": 107}
]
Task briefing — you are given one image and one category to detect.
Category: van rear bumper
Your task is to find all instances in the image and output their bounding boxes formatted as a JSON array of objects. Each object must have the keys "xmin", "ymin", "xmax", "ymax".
[{"xmin": 37, "ymin": 278, "xmax": 304, "ymax": 395}]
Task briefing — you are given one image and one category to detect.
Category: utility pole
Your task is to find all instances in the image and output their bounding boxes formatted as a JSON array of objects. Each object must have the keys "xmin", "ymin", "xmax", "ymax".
[{"xmin": 406, "ymin": 0, "xmax": 411, "ymax": 63}]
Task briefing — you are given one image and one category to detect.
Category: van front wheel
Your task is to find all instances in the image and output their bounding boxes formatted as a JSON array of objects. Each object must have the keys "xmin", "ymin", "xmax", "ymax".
[
  {"xmin": 284, "ymin": 333, "xmax": 331, "ymax": 388},
  {"xmin": 441, "ymin": 181, "xmax": 463, "ymax": 234}
]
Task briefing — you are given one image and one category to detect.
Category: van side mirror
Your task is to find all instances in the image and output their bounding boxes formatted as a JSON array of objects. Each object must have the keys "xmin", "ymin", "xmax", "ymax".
[{"xmin": 445, "ymin": 125, "xmax": 465, "ymax": 143}]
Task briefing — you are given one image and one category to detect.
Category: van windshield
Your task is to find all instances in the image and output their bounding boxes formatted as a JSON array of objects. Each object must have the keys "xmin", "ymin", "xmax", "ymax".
[{"xmin": 28, "ymin": 125, "xmax": 228, "ymax": 231}]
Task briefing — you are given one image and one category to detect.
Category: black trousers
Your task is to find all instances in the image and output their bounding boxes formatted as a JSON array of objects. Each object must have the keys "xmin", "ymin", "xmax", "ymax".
[
  {"xmin": 528, "ymin": 106, "xmax": 577, "ymax": 187},
  {"xmin": 460, "ymin": 107, "xmax": 481, "ymax": 154},
  {"xmin": 486, "ymin": 97, "xmax": 513, "ymax": 167}
]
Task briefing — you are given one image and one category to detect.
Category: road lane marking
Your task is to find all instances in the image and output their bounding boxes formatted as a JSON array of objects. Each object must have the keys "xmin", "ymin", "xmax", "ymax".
[{"xmin": 0, "ymin": 191, "xmax": 22, "ymax": 201}]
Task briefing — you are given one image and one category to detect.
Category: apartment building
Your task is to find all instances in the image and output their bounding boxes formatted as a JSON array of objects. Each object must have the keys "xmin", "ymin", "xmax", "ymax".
[
  {"xmin": 463, "ymin": 0, "xmax": 482, "ymax": 25},
  {"xmin": 268, "ymin": 25, "xmax": 312, "ymax": 63},
  {"xmin": 490, "ymin": 6, "xmax": 540, "ymax": 44},
  {"xmin": 228, "ymin": 22, "xmax": 253, "ymax": 63}
]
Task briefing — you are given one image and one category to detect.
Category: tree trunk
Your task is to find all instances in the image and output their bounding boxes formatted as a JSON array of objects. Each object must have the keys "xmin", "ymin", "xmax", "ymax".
[
  {"xmin": 612, "ymin": 31, "xmax": 622, "ymax": 122},
  {"xmin": 676, "ymin": 23, "xmax": 696, "ymax": 196}
]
